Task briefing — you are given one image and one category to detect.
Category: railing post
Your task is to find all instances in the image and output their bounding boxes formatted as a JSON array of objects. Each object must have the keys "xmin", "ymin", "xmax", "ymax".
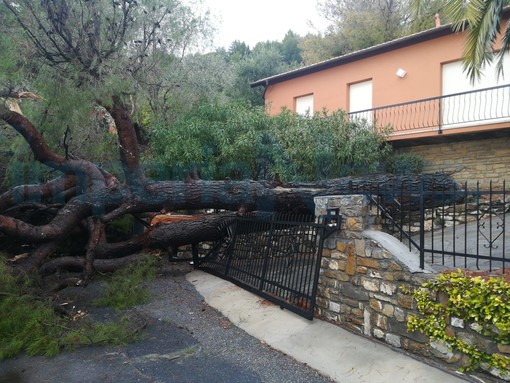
[
  {"xmin": 438, "ymin": 98, "xmax": 443, "ymax": 134},
  {"xmin": 259, "ymin": 213, "xmax": 275, "ymax": 292},
  {"xmin": 419, "ymin": 177, "xmax": 425, "ymax": 269}
]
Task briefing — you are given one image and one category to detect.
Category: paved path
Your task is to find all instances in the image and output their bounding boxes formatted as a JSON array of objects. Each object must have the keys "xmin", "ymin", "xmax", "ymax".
[
  {"xmin": 408, "ymin": 213, "xmax": 510, "ymax": 272},
  {"xmin": 188, "ymin": 270, "xmax": 472, "ymax": 383}
]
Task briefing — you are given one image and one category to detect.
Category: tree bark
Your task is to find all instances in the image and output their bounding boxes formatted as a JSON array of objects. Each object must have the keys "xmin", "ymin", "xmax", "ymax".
[{"xmin": 0, "ymin": 99, "xmax": 458, "ymax": 283}]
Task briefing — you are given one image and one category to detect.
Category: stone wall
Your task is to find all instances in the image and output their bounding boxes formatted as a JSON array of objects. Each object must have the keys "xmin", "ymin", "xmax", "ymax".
[
  {"xmin": 314, "ymin": 195, "xmax": 509, "ymax": 381},
  {"xmin": 396, "ymin": 136, "xmax": 510, "ymax": 186}
]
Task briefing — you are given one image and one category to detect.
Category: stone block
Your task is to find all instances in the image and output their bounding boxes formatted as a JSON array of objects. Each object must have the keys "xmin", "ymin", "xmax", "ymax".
[
  {"xmin": 371, "ymin": 247, "xmax": 385, "ymax": 259},
  {"xmin": 339, "ymin": 283, "xmax": 370, "ymax": 301},
  {"xmin": 397, "ymin": 293, "xmax": 414, "ymax": 309},
  {"xmin": 356, "ymin": 266, "xmax": 368, "ymax": 274},
  {"xmin": 404, "ymin": 339, "xmax": 430, "ymax": 356},
  {"xmin": 316, "ymin": 298, "xmax": 329, "ymax": 309},
  {"xmin": 346, "ymin": 243, "xmax": 356, "ymax": 275},
  {"xmin": 389, "ymin": 262, "xmax": 403, "ymax": 271},
  {"xmin": 373, "ymin": 328, "xmax": 385, "ymax": 339},
  {"xmin": 382, "ymin": 304, "xmax": 395, "ymax": 317},
  {"xmin": 385, "ymin": 333, "xmax": 402, "ymax": 348},
  {"xmin": 498, "ymin": 344, "xmax": 510, "ymax": 354},
  {"xmin": 430, "ymin": 340, "xmax": 462, "ymax": 363},
  {"xmin": 382, "ymin": 272, "xmax": 395, "ymax": 281},
  {"xmin": 355, "ymin": 239, "xmax": 366, "ymax": 257},
  {"xmin": 445, "ymin": 326, "xmax": 455, "ymax": 338},
  {"xmin": 450, "ymin": 317, "xmax": 465, "ymax": 328},
  {"xmin": 336, "ymin": 241, "xmax": 347, "ymax": 252},
  {"xmin": 328, "ymin": 260, "xmax": 340, "ymax": 270},
  {"xmin": 375, "ymin": 313, "xmax": 388, "ymax": 330},
  {"xmin": 345, "ymin": 217, "xmax": 365, "ymax": 231},
  {"xmin": 329, "ymin": 302, "xmax": 341, "ymax": 313},
  {"xmin": 322, "ymin": 270, "xmax": 339, "ymax": 279},
  {"xmin": 380, "ymin": 282, "xmax": 397, "ymax": 295},
  {"xmin": 351, "ymin": 308, "xmax": 364, "ymax": 319},
  {"xmin": 343, "ymin": 297, "xmax": 361, "ymax": 308},
  {"xmin": 369, "ymin": 298, "xmax": 383, "ymax": 312},
  {"xmin": 361, "ymin": 277, "xmax": 380, "ymax": 292},
  {"xmin": 357, "ymin": 258, "xmax": 380, "ymax": 269},
  {"xmin": 323, "ymin": 238, "xmax": 337, "ymax": 250},
  {"xmin": 373, "ymin": 293, "xmax": 397, "ymax": 304},
  {"xmin": 330, "ymin": 250, "xmax": 346, "ymax": 260},
  {"xmin": 394, "ymin": 307, "xmax": 405, "ymax": 322}
]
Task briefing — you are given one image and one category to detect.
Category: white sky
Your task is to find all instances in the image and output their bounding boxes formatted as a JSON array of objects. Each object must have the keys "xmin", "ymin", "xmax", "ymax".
[{"xmin": 201, "ymin": 0, "xmax": 330, "ymax": 49}]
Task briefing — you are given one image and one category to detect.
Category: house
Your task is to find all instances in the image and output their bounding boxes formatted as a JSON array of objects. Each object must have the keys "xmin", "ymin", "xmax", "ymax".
[{"xmin": 250, "ymin": 13, "xmax": 510, "ymax": 185}]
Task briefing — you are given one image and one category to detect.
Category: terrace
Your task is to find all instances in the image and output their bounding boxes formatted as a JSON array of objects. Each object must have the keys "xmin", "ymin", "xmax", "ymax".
[{"xmin": 348, "ymin": 84, "xmax": 510, "ymax": 140}]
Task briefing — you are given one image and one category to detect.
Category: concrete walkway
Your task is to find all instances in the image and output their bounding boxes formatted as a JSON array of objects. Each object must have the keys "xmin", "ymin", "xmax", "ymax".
[{"xmin": 187, "ymin": 270, "xmax": 470, "ymax": 383}]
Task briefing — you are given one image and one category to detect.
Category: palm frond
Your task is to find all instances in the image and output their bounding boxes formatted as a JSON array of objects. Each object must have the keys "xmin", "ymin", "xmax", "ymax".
[
  {"xmin": 462, "ymin": 0, "xmax": 504, "ymax": 81},
  {"xmin": 497, "ymin": 18, "xmax": 510, "ymax": 77},
  {"xmin": 444, "ymin": 0, "xmax": 471, "ymax": 31}
]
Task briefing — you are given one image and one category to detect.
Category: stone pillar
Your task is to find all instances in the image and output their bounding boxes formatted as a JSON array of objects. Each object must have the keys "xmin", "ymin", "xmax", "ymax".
[{"xmin": 314, "ymin": 195, "xmax": 430, "ymax": 347}]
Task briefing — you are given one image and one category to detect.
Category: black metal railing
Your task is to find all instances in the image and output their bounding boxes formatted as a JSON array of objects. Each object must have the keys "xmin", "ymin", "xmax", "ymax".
[
  {"xmin": 361, "ymin": 179, "xmax": 509, "ymax": 273},
  {"xmin": 198, "ymin": 211, "xmax": 340, "ymax": 320},
  {"xmin": 348, "ymin": 84, "xmax": 510, "ymax": 135}
]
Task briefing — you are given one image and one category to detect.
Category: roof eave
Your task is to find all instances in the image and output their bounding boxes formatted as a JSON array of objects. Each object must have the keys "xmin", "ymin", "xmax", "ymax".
[{"xmin": 250, "ymin": 25, "xmax": 454, "ymax": 88}]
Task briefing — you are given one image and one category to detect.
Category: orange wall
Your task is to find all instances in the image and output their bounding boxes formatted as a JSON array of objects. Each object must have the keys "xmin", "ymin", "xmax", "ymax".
[{"xmin": 264, "ymin": 32, "xmax": 469, "ymax": 115}]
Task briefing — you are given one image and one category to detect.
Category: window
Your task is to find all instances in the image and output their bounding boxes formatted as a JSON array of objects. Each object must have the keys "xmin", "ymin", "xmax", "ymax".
[
  {"xmin": 349, "ymin": 80, "xmax": 373, "ymax": 123},
  {"xmin": 442, "ymin": 55, "xmax": 510, "ymax": 128},
  {"xmin": 295, "ymin": 94, "xmax": 314, "ymax": 116}
]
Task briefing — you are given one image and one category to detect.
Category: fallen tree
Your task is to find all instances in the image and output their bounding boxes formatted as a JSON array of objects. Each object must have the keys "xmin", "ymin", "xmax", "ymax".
[{"xmin": 0, "ymin": 99, "xmax": 457, "ymax": 286}]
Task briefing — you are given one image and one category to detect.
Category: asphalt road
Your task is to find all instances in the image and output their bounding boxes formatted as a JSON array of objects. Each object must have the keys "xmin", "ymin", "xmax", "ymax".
[{"xmin": 0, "ymin": 263, "xmax": 333, "ymax": 383}]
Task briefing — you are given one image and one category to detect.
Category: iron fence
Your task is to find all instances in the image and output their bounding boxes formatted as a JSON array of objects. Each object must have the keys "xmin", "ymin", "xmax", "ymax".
[
  {"xmin": 348, "ymin": 84, "xmax": 510, "ymax": 135},
  {"xmin": 360, "ymin": 179, "xmax": 509, "ymax": 273},
  {"xmin": 198, "ymin": 211, "xmax": 339, "ymax": 320}
]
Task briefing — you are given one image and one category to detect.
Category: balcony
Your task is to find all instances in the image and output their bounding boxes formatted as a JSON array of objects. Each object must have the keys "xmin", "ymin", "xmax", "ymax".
[{"xmin": 348, "ymin": 84, "xmax": 510, "ymax": 139}]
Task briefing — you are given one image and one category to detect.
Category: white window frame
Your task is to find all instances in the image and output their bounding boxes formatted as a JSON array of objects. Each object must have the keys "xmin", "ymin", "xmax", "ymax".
[
  {"xmin": 295, "ymin": 94, "xmax": 314, "ymax": 116},
  {"xmin": 349, "ymin": 80, "xmax": 373, "ymax": 124},
  {"xmin": 441, "ymin": 55, "xmax": 510, "ymax": 129}
]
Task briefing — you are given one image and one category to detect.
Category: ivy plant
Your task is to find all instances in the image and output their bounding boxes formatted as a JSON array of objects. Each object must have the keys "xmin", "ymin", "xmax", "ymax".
[{"xmin": 407, "ymin": 270, "xmax": 510, "ymax": 374}]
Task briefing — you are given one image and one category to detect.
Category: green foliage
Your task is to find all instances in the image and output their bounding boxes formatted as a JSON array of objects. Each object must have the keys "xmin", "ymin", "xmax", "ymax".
[
  {"xmin": 0, "ymin": 257, "xmax": 143, "ymax": 360},
  {"xmin": 150, "ymin": 102, "xmax": 390, "ymax": 181},
  {"xmin": 94, "ymin": 256, "xmax": 158, "ymax": 310},
  {"xmin": 228, "ymin": 42, "xmax": 296, "ymax": 106},
  {"xmin": 407, "ymin": 270, "xmax": 510, "ymax": 373},
  {"xmin": 384, "ymin": 153, "xmax": 424, "ymax": 175},
  {"xmin": 273, "ymin": 109, "xmax": 391, "ymax": 180},
  {"xmin": 411, "ymin": 0, "xmax": 510, "ymax": 81}
]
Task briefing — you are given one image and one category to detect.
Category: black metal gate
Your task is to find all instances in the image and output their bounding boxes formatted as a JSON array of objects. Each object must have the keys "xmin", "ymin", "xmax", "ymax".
[{"xmin": 197, "ymin": 211, "xmax": 339, "ymax": 320}]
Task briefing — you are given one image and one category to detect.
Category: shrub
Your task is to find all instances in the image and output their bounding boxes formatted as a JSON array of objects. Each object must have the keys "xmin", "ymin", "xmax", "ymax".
[
  {"xmin": 407, "ymin": 270, "xmax": 510, "ymax": 374},
  {"xmin": 149, "ymin": 101, "xmax": 391, "ymax": 181}
]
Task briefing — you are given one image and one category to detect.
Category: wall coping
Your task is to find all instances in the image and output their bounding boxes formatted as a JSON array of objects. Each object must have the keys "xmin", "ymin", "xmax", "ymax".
[{"xmin": 362, "ymin": 230, "xmax": 434, "ymax": 274}]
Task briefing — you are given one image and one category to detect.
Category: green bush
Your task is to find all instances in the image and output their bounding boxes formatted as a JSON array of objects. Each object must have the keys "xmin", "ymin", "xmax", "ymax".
[
  {"xmin": 407, "ymin": 270, "xmax": 510, "ymax": 373},
  {"xmin": 149, "ymin": 101, "xmax": 391, "ymax": 181},
  {"xmin": 384, "ymin": 152, "xmax": 424, "ymax": 175}
]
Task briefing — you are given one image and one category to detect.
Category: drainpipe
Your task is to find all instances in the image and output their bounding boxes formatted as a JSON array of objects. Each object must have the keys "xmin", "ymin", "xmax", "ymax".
[{"xmin": 262, "ymin": 79, "xmax": 269, "ymax": 100}]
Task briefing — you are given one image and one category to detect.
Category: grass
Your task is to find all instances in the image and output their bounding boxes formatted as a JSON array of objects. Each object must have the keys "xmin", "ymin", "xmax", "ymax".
[
  {"xmin": 93, "ymin": 255, "xmax": 158, "ymax": 310},
  {"xmin": 0, "ymin": 254, "xmax": 158, "ymax": 360}
]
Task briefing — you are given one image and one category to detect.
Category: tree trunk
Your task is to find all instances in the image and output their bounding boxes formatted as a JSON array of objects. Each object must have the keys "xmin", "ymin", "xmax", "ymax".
[{"xmin": 0, "ymin": 101, "xmax": 458, "ymax": 282}]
